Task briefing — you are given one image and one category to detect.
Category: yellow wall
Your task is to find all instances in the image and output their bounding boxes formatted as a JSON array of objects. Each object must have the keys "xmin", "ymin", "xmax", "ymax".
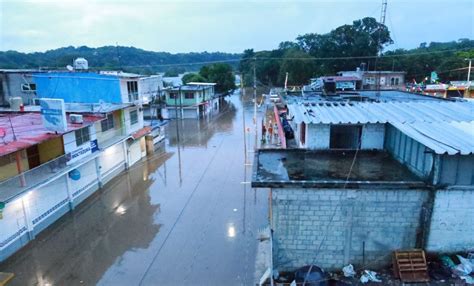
[
  {"xmin": 38, "ymin": 137, "xmax": 64, "ymax": 163},
  {"xmin": 0, "ymin": 151, "xmax": 29, "ymax": 181}
]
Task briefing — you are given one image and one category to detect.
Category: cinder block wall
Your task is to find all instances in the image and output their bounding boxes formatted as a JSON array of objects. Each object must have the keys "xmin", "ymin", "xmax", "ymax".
[
  {"xmin": 427, "ymin": 189, "xmax": 474, "ymax": 252},
  {"xmin": 272, "ymin": 188, "xmax": 429, "ymax": 271}
]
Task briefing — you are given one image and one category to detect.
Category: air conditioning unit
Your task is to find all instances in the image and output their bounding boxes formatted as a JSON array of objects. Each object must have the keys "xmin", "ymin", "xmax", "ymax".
[
  {"xmin": 9, "ymin": 97, "xmax": 23, "ymax": 111},
  {"xmin": 69, "ymin": 114, "xmax": 83, "ymax": 124}
]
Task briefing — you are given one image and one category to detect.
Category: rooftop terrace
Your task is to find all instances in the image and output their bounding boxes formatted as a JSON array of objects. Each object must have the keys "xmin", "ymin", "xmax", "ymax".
[{"xmin": 252, "ymin": 149, "xmax": 424, "ymax": 188}]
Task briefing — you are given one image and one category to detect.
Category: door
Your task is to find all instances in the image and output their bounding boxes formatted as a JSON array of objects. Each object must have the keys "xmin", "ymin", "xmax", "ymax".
[{"xmin": 26, "ymin": 145, "xmax": 40, "ymax": 169}]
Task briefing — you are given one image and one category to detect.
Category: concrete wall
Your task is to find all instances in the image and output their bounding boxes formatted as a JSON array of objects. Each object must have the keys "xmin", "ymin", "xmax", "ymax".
[
  {"xmin": 306, "ymin": 124, "xmax": 330, "ymax": 149},
  {"xmin": 0, "ymin": 151, "xmax": 29, "ymax": 181},
  {"xmin": 303, "ymin": 123, "xmax": 384, "ymax": 150},
  {"xmin": 271, "ymin": 188, "xmax": 429, "ymax": 271},
  {"xmin": 124, "ymin": 107, "xmax": 144, "ymax": 135},
  {"xmin": 0, "ymin": 72, "xmax": 38, "ymax": 106},
  {"xmin": 0, "ymin": 138, "xmax": 135, "ymax": 262},
  {"xmin": 38, "ymin": 137, "xmax": 64, "ymax": 163},
  {"xmin": 63, "ymin": 125, "xmax": 98, "ymax": 165},
  {"xmin": 427, "ymin": 189, "xmax": 474, "ymax": 252},
  {"xmin": 361, "ymin": 124, "xmax": 385, "ymax": 150}
]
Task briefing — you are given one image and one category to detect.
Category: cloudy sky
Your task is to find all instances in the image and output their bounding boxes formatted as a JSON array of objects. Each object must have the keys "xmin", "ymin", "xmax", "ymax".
[{"xmin": 0, "ymin": 0, "xmax": 472, "ymax": 54}]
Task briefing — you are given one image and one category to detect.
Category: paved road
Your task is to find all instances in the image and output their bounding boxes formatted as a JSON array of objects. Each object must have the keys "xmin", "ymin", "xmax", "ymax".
[{"xmin": 0, "ymin": 91, "xmax": 269, "ymax": 286}]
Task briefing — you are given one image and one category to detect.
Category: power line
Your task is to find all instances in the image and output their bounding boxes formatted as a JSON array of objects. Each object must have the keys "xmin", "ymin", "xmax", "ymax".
[{"xmin": 33, "ymin": 47, "xmax": 471, "ymax": 71}]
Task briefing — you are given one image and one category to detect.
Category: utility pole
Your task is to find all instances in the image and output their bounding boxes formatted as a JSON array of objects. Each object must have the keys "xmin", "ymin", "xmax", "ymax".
[
  {"xmin": 374, "ymin": 0, "xmax": 388, "ymax": 96},
  {"xmin": 466, "ymin": 58, "xmax": 472, "ymax": 82},
  {"xmin": 253, "ymin": 57, "xmax": 258, "ymax": 150}
]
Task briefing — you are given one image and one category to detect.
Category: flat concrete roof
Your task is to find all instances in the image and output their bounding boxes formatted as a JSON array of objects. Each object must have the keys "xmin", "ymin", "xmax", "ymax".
[{"xmin": 252, "ymin": 149, "xmax": 425, "ymax": 189}]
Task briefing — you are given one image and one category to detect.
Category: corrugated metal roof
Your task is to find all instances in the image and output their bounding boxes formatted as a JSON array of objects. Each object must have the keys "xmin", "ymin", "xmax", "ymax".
[
  {"xmin": 391, "ymin": 121, "xmax": 474, "ymax": 155},
  {"xmin": 288, "ymin": 101, "xmax": 473, "ymax": 125},
  {"xmin": 0, "ymin": 113, "xmax": 103, "ymax": 157},
  {"xmin": 288, "ymin": 101, "xmax": 474, "ymax": 155}
]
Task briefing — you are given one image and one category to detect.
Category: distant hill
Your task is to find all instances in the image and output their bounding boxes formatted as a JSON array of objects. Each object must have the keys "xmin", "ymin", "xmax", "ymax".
[{"xmin": 0, "ymin": 46, "xmax": 242, "ymax": 75}]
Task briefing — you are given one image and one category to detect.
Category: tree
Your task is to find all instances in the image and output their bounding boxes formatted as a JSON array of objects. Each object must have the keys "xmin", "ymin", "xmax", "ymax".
[
  {"xmin": 199, "ymin": 63, "xmax": 235, "ymax": 93},
  {"xmin": 182, "ymin": 73, "xmax": 207, "ymax": 84},
  {"xmin": 279, "ymin": 49, "xmax": 317, "ymax": 85}
]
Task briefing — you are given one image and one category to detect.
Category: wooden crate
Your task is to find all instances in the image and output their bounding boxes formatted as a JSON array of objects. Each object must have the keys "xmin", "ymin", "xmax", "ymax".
[
  {"xmin": 0, "ymin": 272, "xmax": 14, "ymax": 286},
  {"xmin": 393, "ymin": 249, "xmax": 430, "ymax": 283}
]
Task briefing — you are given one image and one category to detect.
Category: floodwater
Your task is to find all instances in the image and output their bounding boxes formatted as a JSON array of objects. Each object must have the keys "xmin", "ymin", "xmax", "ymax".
[{"xmin": 0, "ymin": 90, "xmax": 269, "ymax": 286}]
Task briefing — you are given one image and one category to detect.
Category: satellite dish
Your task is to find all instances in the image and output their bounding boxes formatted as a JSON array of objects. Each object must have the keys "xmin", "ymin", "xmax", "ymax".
[{"xmin": 66, "ymin": 65, "xmax": 74, "ymax": 71}]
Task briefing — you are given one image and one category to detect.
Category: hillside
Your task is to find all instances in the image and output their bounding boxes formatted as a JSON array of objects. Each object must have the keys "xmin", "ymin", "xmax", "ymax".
[{"xmin": 0, "ymin": 46, "xmax": 241, "ymax": 75}]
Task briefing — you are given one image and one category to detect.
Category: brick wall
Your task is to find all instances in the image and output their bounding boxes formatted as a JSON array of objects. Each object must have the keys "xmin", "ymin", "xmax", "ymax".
[
  {"xmin": 427, "ymin": 189, "xmax": 474, "ymax": 252},
  {"xmin": 272, "ymin": 188, "xmax": 429, "ymax": 271}
]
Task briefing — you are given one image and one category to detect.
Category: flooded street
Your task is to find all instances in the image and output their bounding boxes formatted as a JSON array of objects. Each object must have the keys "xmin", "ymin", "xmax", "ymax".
[{"xmin": 0, "ymin": 91, "xmax": 269, "ymax": 286}]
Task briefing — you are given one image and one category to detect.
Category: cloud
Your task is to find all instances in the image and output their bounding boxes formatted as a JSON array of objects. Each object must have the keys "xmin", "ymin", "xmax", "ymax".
[{"xmin": 0, "ymin": 0, "xmax": 472, "ymax": 53}]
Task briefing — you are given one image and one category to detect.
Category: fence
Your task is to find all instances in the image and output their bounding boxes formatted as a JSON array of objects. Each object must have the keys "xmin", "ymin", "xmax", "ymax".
[{"xmin": 0, "ymin": 138, "xmax": 131, "ymax": 262}]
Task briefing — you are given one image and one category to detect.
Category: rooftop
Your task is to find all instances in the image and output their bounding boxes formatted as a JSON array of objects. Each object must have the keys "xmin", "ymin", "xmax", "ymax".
[
  {"xmin": 318, "ymin": 76, "xmax": 360, "ymax": 82},
  {"xmin": 166, "ymin": 85, "xmax": 215, "ymax": 91},
  {"xmin": 286, "ymin": 90, "xmax": 446, "ymax": 103},
  {"xmin": 187, "ymin": 82, "xmax": 216, "ymax": 86},
  {"xmin": 288, "ymin": 100, "xmax": 473, "ymax": 125},
  {"xmin": 99, "ymin": 71, "xmax": 143, "ymax": 78},
  {"xmin": 252, "ymin": 149, "xmax": 424, "ymax": 188},
  {"xmin": 391, "ymin": 121, "xmax": 474, "ymax": 155},
  {"xmin": 0, "ymin": 102, "xmax": 131, "ymax": 114},
  {"xmin": 0, "ymin": 112, "xmax": 103, "ymax": 157}
]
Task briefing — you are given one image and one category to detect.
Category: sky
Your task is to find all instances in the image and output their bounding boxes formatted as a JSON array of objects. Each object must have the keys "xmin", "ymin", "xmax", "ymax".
[{"xmin": 0, "ymin": 0, "xmax": 473, "ymax": 54}]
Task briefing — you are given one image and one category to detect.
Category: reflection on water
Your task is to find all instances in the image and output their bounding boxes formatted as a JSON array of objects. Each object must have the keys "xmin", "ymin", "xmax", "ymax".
[
  {"xmin": 167, "ymin": 98, "xmax": 237, "ymax": 148},
  {"xmin": 0, "ymin": 152, "xmax": 169, "ymax": 286},
  {"xmin": 1, "ymin": 90, "xmax": 270, "ymax": 286}
]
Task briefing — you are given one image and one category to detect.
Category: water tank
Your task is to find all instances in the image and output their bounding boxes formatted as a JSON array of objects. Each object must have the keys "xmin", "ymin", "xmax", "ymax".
[
  {"xmin": 73, "ymin": 58, "xmax": 89, "ymax": 70},
  {"xmin": 10, "ymin": 97, "xmax": 23, "ymax": 111}
]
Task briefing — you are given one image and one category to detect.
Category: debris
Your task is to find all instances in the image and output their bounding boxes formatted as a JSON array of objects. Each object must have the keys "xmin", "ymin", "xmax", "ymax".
[
  {"xmin": 459, "ymin": 275, "xmax": 474, "ymax": 284},
  {"xmin": 360, "ymin": 270, "xmax": 382, "ymax": 283},
  {"xmin": 258, "ymin": 267, "xmax": 271, "ymax": 286},
  {"xmin": 428, "ymin": 261, "xmax": 451, "ymax": 281},
  {"xmin": 440, "ymin": 255, "xmax": 456, "ymax": 269},
  {"xmin": 0, "ymin": 272, "xmax": 14, "ymax": 286},
  {"xmin": 342, "ymin": 264, "xmax": 356, "ymax": 277},
  {"xmin": 452, "ymin": 255, "xmax": 474, "ymax": 277},
  {"xmin": 393, "ymin": 249, "xmax": 429, "ymax": 283},
  {"xmin": 294, "ymin": 265, "xmax": 328, "ymax": 286}
]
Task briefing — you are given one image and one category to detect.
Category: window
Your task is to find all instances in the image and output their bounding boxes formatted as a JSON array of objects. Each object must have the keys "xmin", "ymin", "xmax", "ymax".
[
  {"xmin": 127, "ymin": 81, "xmax": 138, "ymax": 101},
  {"xmin": 330, "ymin": 125, "xmax": 361, "ymax": 149},
  {"xmin": 169, "ymin": 92, "xmax": 178, "ymax": 99},
  {"xmin": 21, "ymin": 83, "xmax": 36, "ymax": 92},
  {"xmin": 101, "ymin": 114, "xmax": 115, "ymax": 131},
  {"xmin": 75, "ymin": 127, "xmax": 90, "ymax": 146},
  {"xmin": 184, "ymin": 92, "xmax": 194, "ymax": 99},
  {"xmin": 130, "ymin": 110, "xmax": 138, "ymax": 125},
  {"xmin": 365, "ymin": 77, "xmax": 375, "ymax": 84},
  {"xmin": 390, "ymin": 78, "xmax": 395, "ymax": 86},
  {"xmin": 395, "ymin": 78, "xmax": 400, "ymax": 85}
]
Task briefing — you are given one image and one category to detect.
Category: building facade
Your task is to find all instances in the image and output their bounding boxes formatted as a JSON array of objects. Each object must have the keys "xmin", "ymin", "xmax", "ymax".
[
  {"xmin": 254, "ymin": 95, "xmax": 474, "ymax": 272},
  {"xmin": 337, "ymin": 68, "xmax": 405, "ymax": 90},
  {"xmin": 163, "ymin": 83, "xmax": 218, "ymax": 119},
  {"xmin": 0, "ymin": 70, "xmax": 156, "ymax": 262},
  {"xmin": 0, "ymin": 69, "xmax": 43, "ymax": 106}
]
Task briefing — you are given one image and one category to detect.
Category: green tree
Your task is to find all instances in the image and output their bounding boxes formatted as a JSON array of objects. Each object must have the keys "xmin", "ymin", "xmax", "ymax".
[
  {"xmin": 279, "ymin": 49, "xmax": 317, "ymax": 85},
  {"xmin": 199, "ymin": 63, "xmax": 235, "ymax": 93},
  {"xmin": 182, "ymin": 73, "xmax": 207, "ymax": 84}
]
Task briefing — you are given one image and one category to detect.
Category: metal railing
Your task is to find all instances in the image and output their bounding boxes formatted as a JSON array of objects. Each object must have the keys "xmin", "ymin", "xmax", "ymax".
[{"xmin": 0, "ymin": 154, "xmax": 70, "ymax": 202}]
